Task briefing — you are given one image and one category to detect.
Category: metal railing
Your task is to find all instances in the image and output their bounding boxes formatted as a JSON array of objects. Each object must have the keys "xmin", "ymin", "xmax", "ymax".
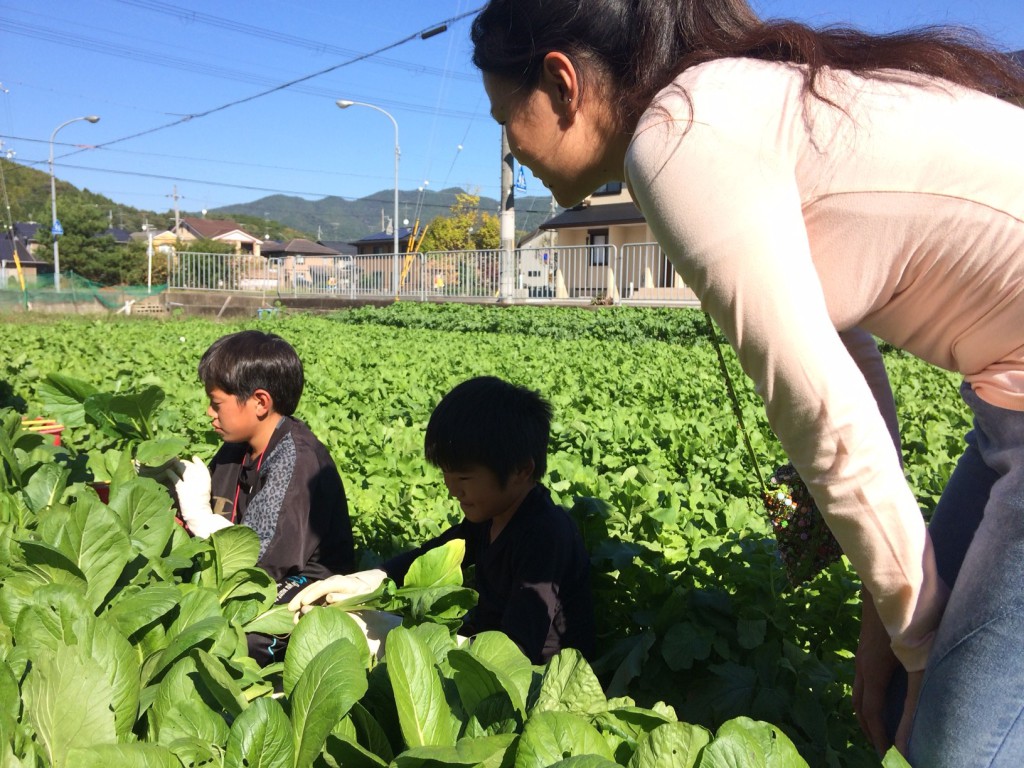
[{"xmin": 166, "ymin": 243, "xmax": 700, "ymax": 307}]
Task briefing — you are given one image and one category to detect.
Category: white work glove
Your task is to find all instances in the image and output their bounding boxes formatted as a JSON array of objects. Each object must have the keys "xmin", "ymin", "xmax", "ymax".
[
  {"xmin": 173, "ymin": 456, "xmax": 232, "ymax": 538},
  {"xmin": 350, "ymin": 610, "xmax": 404, "ymax": 659},
  {"xmin": 287, "ymin": 568, "xmax": 388, "ymax": 622}
]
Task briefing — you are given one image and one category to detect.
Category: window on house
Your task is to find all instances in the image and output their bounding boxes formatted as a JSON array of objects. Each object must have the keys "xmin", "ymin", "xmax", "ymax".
[
  {"xmin": 588, "ymin": 229, "xmax": 609, "ymax": 266},
  {"xmin": 592, "ymin": 181, "xmax": 623, "ymax": 196}
]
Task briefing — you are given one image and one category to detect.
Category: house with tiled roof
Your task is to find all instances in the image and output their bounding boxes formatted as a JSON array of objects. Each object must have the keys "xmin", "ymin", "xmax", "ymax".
[
  {"xmin": 535, "ymin": 182, "xmax": 690, "ymax": 301},
  {"xmin": 273, "ymin": 238, "xmax": 354, "ymax": 291},
  {"xmin": 350, "ymin": 227, "xmax": 413, "ymax": 256},
  {"xmin": 172, "ymin": 216, "xmax": 263, "ymax": 256},
  {"xmin": 1, "ymin": 224, "xmax": 50, "ymax": 285}
]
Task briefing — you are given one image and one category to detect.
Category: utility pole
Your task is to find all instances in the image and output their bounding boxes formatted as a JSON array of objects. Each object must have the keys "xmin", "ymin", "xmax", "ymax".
[
  {"xmin": 499, "ymin": 127, "xmax": 515, "ymax": 301},
  {"xmin": 548, "ymin": 195, "xmax": 557, "ymax": 247},
  {"xmin": 167, "ymin": 185, "xmax": 183, "ymax": 234}
]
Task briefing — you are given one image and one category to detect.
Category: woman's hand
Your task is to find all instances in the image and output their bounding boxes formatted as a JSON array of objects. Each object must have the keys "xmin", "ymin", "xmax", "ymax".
[
  {"xmin": 853, "ymin": 592, "xmax": 901, "ymax": 755},
  {"xmin": 895, "ymin": 669, "xmax": 923, "ymax": 756},
  {"xmin": 287, "ymin": 569, "xmax": 388, "ymax": 622}
]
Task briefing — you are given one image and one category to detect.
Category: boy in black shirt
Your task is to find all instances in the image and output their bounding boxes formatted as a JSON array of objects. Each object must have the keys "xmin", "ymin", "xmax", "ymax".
[
  {"xmin": 289, "ymin": 376, "xmax": 594, "ymax": 664},
  {"xmin": 172, "ymin": 330, "xmax": 354, "ymax": 664}
]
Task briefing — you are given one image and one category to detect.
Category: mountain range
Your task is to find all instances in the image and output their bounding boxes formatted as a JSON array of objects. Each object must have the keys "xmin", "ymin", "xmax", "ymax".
[
  {"xmin": 211, "ymin": 187, "xmax": 561, "ymax": 243},
  {"xmin": 0, "ymin": 158, "xmax": 560, "ymax": 243}
]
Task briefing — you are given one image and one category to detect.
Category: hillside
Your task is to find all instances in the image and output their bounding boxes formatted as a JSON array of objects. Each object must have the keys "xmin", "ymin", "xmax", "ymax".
[
  {"xmin": 0, "ymin": 158, "xmax": 560, "ymax": 243},
  {"xmin": 211, "ymin": 188, "xmax": 561, "ymax": 242}
]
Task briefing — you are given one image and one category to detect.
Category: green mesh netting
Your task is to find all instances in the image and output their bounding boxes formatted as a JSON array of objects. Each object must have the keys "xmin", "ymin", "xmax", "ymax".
[{"xmin": 0, "ymin": 272, "xmax": 167, "ymax": 310}]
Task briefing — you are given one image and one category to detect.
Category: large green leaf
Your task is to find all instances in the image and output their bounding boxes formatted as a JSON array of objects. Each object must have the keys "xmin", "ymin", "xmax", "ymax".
[
  {"xmin": 392, "ymin": 733, "xmax": 517, "ymax": 768},
  {"xmin": 154, "ymin": 697, "xmax": 230, "ymax": 747},
  {"xmin": 218, "ymin": 567, "xmax": 276, "ymax": 627},
  {"xmin": 83, "ymin": 387, "xmax": 164, "ymax": 443},
  {"xmin": 37, "ymin": 374, "xmax": 97, "ymax": 428},
  {"xmin": 147, "ymin": 656, "xmax": 230, "ymax": 746},
  {"xmin": 146, "ymin": 615, "xmax": 227, "ymax": 685},
  {"xmin": 13, "ymin": 584, "xmax": 94, "ymax": 655},
  {"xmin": 135, "ymin": 438, "xmax": 188, "ymax": 468},
  {"xmin": 65, "ymin": 743, "xmax": 181, "ymax": 768},
  {"xmin": 193, "ymin": 649, "xmax": 248, "ymax": 720},
  {"xmin": 513, "ymin": 710, "xmax": 614, "ymax": 768},
  {"xmin": 104, "ymin": 583, "xmax": 181, "ymax": 640},
  {"xmin": 169, "ymin": 586, "xmax": 223, "ymax": 637},
  {"xmin": 467, "ymin": 631, "xmax": 534, "ymax": 712},
  {"xmin": 548, "ymin": 757, "xmax": 621, "ymax": 768},
  {"xmin": 52, "ymin": 498, "xmax": 132, "ymax": 610},
  {"xmin": 406, "ymin": 622, "xmax": 459, "ymax": 669},
  {"xmin": 529, "ymin": 649, "xmax": 606, "ymax": 716},
  {"xmin": 321, "ymin": 734, "xmax": 389, "ymax": 768},
  {"xmin": 22, "ymin": 643, "xmax": 117, "ymax": 768},
  {"xmin": 107, "ymin": 478, "xmax": 177, "ymax": 559},
  {"xmin": 0, "ymin": 417, "xmax": 24, "ymax": 488},
  {"xmin": 697, "ymin": 717, "xmax": 808, "ymax": 768},
  {"xmin": 289, "ymin": 638, "xmax": 369, "ymax": 767},
  {"xmin": 462, "ymin": 694, "xmax": 520, "ymax": 740},
  {"xmin": 224, "ymin": 697, "xmax": 294, "ymax": 768},
  {"xmin": 22, "ymin": 463, "xmax": 69, "ymax": 513},
  {"xmin": 349, "ymin": 701, "xmax": 396, "ymax": 763},
  {"xmin": 111, "ymin": 386, "xmax": 166, "ymax": 438},
  {"xmin": 0, "ymin": 661, "xmax": 20, "ymax": 720},
  {"xmin": 404, "ymin": 539, "xmax": 465, "ymax": 588},
  {"xmin": 244, "ymin": 604, "xmax": 298, "ymax": 636},
  {"xmin": 212, "ymin": 524, "xmax": 262, "ymax": 581},
  {"xmin": 15, "ymin": 540, "xmax": 87, "ymax": 590},
  {"xmin": 385, "ymin": 626, "xmax": 459, "ymax": 749},
  {"xmin": 284, "ymin": 606, "xmax": 371, "ymax": 695},
  {"xmin": 78, "ymin": 615, "xmax": 141, "ymax": 742},
  {"xmin": 592, "ymin": 706, "xmax": 675, "ymax": 762},
  {"xmin": 399, "ymin": 585, "xmax": 477, "ymax": 628},
  {"xmin": 627, "ymin": 722, "xmax": 710, "ymax": 768},
  {"xmin": 448, "ymin": 649, "xmax": 515, "ymax": 721}
]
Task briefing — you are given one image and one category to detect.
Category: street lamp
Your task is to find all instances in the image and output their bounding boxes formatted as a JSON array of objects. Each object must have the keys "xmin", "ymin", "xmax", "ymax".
[
  {"xmin": 49, "ymin": 115, "xmax": 100, "ymax": 292},
  {"xmin": 335, "ymin": 99, "xmax": 400, "ymax": 296}
]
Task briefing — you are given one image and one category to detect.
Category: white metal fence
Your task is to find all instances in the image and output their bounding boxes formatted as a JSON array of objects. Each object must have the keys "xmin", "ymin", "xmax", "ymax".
[{"xmin": 166, "ymin": 243, "xmax": 700, "ymax": 306}]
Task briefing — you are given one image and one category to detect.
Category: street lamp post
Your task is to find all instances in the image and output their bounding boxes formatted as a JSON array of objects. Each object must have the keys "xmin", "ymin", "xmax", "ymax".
[
  {"xmin": 335, "ymin": 99, "xmax": 400, "ymax": 297},
  {"xmin": 49, "ymin": 115, "xmax": 100, "ymax": 292}
]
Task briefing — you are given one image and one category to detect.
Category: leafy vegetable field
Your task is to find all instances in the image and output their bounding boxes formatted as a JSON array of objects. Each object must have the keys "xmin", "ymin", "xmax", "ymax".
[{"xmin": 0, "ymin": 305, "xmax": 967, "ymax": 767}]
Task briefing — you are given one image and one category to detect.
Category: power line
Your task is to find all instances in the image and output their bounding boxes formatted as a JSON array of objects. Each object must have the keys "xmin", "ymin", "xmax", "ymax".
[
  {"xmin": 3, "ymin": 133, "xmax": 497, "ymax": 188},
  {"xmin": 113, "ymin": 0, "xmax": 479, "ymax": 83},
  {"xmin": 47, "ymin": 6, "xmax": 484, "ymax": 161},
  {"xmin": 0, "ymin": 19, "xmax": 487, "ymax": 120}
]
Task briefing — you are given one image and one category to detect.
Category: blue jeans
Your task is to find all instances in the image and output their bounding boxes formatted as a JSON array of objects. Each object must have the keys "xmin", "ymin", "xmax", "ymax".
[{"xmin": 907, "ymin": 383, "xmax": 1024, "ymax": 766}]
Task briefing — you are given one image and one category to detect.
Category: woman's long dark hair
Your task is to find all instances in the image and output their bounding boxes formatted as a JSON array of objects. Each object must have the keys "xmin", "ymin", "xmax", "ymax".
[{"xmin": 471, "ymin": 0, "xmax": 1024, "ymax": 129}]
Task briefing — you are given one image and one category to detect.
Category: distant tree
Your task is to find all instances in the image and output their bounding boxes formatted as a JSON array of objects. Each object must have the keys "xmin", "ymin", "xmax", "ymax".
[
  {"xmin": 32, "ymin": 197, "xmax": 125, "ymax": 284},
  {"xmin": 419, "ymin": 193, "xmax": 500, "ymax": 252},
  {"xmin": 176, "ymin": 238, "xmax": 235, "ymax": 254}
]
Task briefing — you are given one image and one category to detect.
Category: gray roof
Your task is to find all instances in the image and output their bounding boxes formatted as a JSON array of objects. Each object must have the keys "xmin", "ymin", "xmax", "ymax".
[
  {"xmin": 540, "ymin": 201, "xmax": 645, "ymax": 230},
  {"xmin": 282, "ymin": 238, "xmax": 342, "ymax": 256},
  {"xmin": 351, "ymin": 227, "xmax": 414, "ymax": 245},
  {"xmin": 318, "ymin": 240, "xmax": 358, "ymax": 256},
  {"xmin": 1, "ymin": 230, "xmax": 46, "ymax": 266}
]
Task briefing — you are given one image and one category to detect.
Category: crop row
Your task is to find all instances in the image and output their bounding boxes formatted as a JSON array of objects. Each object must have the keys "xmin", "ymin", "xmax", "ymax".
[{"xmin": 0, "ymin": 306, "xmax": 967, "ymax": 766}]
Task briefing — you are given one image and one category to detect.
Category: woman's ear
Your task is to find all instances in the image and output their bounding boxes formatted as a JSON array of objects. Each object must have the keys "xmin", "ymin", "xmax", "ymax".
[{"xmin": 541, "ymin": 51, "xmax": 580, "ymax": 113}]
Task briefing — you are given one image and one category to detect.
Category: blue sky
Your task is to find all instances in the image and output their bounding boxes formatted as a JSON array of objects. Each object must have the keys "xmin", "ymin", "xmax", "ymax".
[{"xmin": 1, "ymin": 1, "xmax": 1022, "ymax": 228}]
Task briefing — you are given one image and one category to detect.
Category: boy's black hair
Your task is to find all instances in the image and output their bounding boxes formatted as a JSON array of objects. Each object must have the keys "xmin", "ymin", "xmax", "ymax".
[
  {"xmin": 198, "ymin": 330, "xmax": 304, "ymax": 416},
  {"xmin": 424, "ymin": 376, "xmax": 552, "ymax": 485}
]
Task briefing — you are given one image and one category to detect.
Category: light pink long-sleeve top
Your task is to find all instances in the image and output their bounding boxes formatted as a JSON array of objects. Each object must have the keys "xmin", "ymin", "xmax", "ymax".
[{"xmin": 624, "ymin": 58, "xmax": 1024, "ymax": 671}]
